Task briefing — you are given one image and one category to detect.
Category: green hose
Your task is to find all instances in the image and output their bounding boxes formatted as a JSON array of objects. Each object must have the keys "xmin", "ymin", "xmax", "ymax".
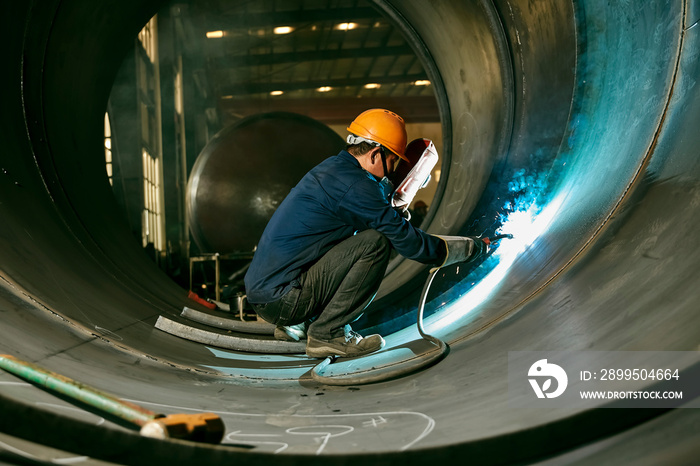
[{"xmin": 0, "ymin": 354, "xmax": 157, "ymax": 427}]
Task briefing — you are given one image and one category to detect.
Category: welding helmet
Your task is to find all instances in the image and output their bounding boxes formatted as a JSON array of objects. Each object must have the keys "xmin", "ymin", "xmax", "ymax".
[
  {"xmin": 391, "ymin": 137, "xmax": 431, "ymax": 184},
  {"xmin": 346, "ymin": 109, "xmax": 408, "ymax": 161}
]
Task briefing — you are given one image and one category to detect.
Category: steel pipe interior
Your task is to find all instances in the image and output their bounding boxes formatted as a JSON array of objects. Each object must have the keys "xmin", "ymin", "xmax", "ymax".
[{"xmin": 1, "ymin": 0, "xmax": 699, "ymax": 464}]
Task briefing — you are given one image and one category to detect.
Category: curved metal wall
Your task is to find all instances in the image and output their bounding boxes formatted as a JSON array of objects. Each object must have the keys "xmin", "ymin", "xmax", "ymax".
[{"xmin": 1, "ymin": 0, "xmax": 699, "ymax": 464}]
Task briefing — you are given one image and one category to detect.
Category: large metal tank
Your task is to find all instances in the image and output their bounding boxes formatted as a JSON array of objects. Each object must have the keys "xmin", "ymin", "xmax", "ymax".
[
  {"xmin": 2, "ymin": 1, "xmax": 700, "ymax": 464},
  {"xmin": 186, "ymin": 112, "xmax": 344, "ymax": 253}
]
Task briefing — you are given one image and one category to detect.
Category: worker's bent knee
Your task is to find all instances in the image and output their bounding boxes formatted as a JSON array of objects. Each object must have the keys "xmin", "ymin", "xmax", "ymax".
[
  {"xmin": 355, "ymin": 230, "xmax": 390, "ymax": 256},
  {"xmin": 356, "ymin": 229, "xmax": 389, "ymax": 248}
]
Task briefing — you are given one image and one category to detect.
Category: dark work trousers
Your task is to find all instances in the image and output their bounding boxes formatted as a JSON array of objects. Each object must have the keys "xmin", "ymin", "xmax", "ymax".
[{"xmin": 252, "ymin": 230, "xmax": 391, "ymax": 340}]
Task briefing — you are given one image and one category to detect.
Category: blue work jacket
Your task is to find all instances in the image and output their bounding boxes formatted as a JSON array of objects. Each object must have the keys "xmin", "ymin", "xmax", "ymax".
[{"xmin": 244, "ymin": 150, "xmax": 445, "ymax": 304}]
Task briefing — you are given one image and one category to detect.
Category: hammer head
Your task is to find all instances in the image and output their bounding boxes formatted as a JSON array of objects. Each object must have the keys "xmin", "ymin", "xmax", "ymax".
[{"xmin": 140, "ymin": 413, "xmax": 225, "ymax": 444}]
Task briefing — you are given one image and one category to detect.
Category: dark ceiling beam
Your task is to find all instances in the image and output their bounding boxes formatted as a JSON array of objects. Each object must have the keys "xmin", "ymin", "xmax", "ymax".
[
  {"xmin": 361, "ymin": 19, "xmax": 394, "ymax": 89},
  {"xmin": 219, "ymin": 73, "xmax": 430, "ymax": 96},
  {"xmin": 212, "ymin": 7, "xmax": 380, "ymax": 29},
  {"xmin": 221, "ymin": 45, "xmax": 415, "ymax": 67},
  {"xmin": 218, "ymin": 96, "xmax": 440, "ymax": 125}
]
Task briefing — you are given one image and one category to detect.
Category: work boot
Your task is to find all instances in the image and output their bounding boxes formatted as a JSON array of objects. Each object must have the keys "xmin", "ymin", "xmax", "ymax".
[
  {"xmin": 273, "ymin": 322, "xmax": 308, "ymax": 342},
  {"xmin": 306, "ymin": 325, "xmax": 385, "ymax": 358}
]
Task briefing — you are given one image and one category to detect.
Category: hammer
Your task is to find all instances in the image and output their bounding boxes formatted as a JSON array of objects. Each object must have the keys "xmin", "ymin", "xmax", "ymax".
[{"xmin": 0, "ymin": 354, "xmax": 224, "ymax": 444}]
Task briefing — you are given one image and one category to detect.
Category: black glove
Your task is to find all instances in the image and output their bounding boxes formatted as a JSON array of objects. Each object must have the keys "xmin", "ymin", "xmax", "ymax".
[
  {"xmin": 431, "ymin": 235, "xmax": 489, "ymax": 271},
  {"xmin": 396, "ymin": 207, "xmax": 411, "ymax": 221}
]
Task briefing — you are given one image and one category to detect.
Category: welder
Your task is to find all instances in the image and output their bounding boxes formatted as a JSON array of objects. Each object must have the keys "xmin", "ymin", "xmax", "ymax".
[{"xmin": 244, "ymin": 109, "xmax": 487, "ymax": 359}]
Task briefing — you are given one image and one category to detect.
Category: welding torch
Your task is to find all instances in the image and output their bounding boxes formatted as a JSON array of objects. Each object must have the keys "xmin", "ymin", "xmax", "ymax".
[{"xmin": 482, "ymin": 233, "xmax": 514, "ymax": 246}]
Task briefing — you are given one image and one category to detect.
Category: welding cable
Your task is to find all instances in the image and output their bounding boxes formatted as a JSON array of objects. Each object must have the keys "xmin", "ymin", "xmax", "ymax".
[
  {"xmin": 310, "ymin": 235, "xmax": 516, "ymax": 384},
  {"xmin": 416, "ymin": 267, "xmax": 449, "ymax": 353},
  {"xmin": 310, "ymin": 266, "xmax": 449, "ymax": 385},
  {"xmin": 154, "ymin": 316, "xmax": 306, "ymax": 353}
]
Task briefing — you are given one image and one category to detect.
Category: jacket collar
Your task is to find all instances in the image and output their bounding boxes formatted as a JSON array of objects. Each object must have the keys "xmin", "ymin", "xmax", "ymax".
[{"xmin": 338, "ymin": 150, "xmax": 380, "ymax": 181}]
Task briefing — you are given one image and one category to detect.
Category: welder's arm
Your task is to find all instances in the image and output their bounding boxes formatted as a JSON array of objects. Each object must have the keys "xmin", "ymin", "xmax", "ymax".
[{"xmin": 432, "ymin": 236, "xmax": 488, "ymax": 271}]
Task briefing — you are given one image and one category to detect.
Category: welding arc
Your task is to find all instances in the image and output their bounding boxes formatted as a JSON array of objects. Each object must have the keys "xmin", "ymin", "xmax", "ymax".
[{"xmin": 0, "ymin": 355, "xmax": 225, "ymax": 444}]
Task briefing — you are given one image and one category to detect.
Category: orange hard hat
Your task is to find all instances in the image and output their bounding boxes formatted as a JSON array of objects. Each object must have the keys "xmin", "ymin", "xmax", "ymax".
[{"xmin": 347, "ymin": 109, "xmax": 408, "ymax": 161}]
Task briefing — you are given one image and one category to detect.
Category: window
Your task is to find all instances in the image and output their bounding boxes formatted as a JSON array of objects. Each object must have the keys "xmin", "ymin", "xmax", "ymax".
[
  {"xmin": 104, "ymin": 113, "xmax": 113, "ymax": 186},
  {"xmin": 142, "ymin": 148, "xmax": 164, "ymax": 251}
]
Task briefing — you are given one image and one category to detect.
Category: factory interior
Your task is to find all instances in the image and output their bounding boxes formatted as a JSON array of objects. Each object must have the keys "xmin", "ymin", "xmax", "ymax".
[{"xmin": 1, "ymin": 0, "xmax": 699, "ymax": 464}]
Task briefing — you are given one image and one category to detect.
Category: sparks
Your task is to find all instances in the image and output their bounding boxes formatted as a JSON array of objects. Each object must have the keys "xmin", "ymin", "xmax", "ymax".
[{"xmin": 428, "ymin": 193, "xmax": 563, "ymax": 331}]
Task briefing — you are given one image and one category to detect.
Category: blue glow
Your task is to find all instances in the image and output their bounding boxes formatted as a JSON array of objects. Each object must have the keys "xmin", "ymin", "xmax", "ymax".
[
  {"xmin": 206, "ymin": 346, "xmax": 308, "ymax": 362},
  {"xmin": 429, "ymin": 192, "xmax": 564, "ymax": 331},
  {"xmin": 201, "ymin": 364, "xmax": 309, "ymax": 379}
]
